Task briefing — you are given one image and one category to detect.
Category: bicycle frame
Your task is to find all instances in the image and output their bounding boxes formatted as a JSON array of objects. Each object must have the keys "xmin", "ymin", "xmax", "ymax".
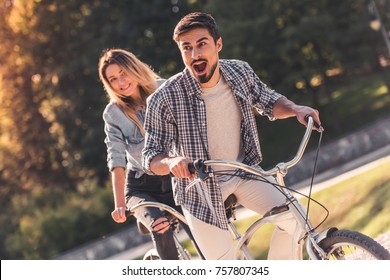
[
  {"xmin": 127, "ymin": 117, "xmax": 390, "ymax": 260},
  {"xmin": 187, "ymin": 116, "xmax": 331, "ymax": 260},
  {"xmin": 130, "ymin": 117, "xmax": 331, "ymax": 260}
]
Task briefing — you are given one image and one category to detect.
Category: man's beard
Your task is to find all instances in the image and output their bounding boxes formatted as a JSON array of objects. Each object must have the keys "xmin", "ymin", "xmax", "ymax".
[{"xmin": 198, "ymin": 61, "xmax": 217, "ymax": 84}]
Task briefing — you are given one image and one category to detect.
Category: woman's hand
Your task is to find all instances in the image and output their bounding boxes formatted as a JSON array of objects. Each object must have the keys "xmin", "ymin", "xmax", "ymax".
[{"xmin": 111, "ymin": 206, "xmax": 127, "ymax": 223}]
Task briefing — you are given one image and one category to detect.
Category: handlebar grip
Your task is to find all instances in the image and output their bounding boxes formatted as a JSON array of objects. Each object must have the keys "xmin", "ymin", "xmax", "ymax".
[
  {"xmin": 305, "ymin": 115, "xmax": 324, "ymax": 132},
  {"xmin": 188, "ymin": 159, "xmax": 204, "ymax": 174},
  {"xmin": 188, "ymin": 160, "xmax": 208, "ymax": 180},
  {"xmin": 188, "ymin": 162, "xmax": 196, "ymax": 174}
]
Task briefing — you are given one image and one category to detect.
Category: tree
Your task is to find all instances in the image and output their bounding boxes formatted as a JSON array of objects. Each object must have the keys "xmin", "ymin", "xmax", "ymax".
[
  {"xmin": 0, "ymin": 0, "xmax": 202, "ymax": 259},
  {"xmin": 1, "ymin": 0, "xmax": 388, "ymax": 259}
]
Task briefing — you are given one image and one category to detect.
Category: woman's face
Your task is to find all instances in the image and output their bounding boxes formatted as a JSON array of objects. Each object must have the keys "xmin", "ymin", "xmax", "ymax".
[{"xmin": 105, "ymin": 63, "xmax": 138, "ymax": 97}]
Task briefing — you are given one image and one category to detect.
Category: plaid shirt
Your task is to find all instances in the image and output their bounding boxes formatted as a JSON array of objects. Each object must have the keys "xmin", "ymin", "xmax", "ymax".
[{"xmin": 142, "ymin": 59, "xmax": 282, "ymax": 229}]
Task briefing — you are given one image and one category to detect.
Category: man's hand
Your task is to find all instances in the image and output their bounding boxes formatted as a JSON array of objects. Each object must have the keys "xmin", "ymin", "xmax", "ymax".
[
  {"xmin": 273, "ymin": 97, "xmax": 322, "ymax": 130},
  {"xmin": 164, "ymin": 156, "xmax": 195, "ymax": 179},
  {"xmin": 294, "ymin": 105, "xmax": 321, "ymax": 130}
]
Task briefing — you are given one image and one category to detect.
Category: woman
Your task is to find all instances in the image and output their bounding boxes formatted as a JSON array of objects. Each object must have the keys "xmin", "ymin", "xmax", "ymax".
[{"xmin": 98, "ymin": 48, "xmax": 195, "ymax": 260}]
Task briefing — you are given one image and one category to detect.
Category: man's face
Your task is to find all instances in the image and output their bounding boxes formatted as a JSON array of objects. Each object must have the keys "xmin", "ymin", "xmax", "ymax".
[{"xmin": 177, "ymin": 27, "xmax": 222, "ymax": 88}]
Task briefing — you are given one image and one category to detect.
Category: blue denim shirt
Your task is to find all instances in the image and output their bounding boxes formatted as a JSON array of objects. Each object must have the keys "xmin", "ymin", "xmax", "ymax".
[
  {"xmin": 103, "ymin": 103, "xmax": 146, "ymax": 177},
  {"xmin": 103, "ymin": 80, "xmax": 165, "ymax": 178}
]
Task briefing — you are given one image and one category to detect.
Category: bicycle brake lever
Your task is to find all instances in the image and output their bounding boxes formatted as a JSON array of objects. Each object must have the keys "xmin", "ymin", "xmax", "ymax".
[
  {"xmin": 185, "ymin": 178, "xmax": 203, "ymax": 194},
  {"xmin": 305, "ymin": 115, "xmax": 324, "ymax": 133},
  {"xmin": 125, "ymin": 209, "xmax": 133, "ymax": 217},
  {"xmin": 186, "ymin": 160, "xmax": 210, "ymax": 194},
  {"xmin": 189, "ymin": 159, "xmax": 209, "ymax": 180}
]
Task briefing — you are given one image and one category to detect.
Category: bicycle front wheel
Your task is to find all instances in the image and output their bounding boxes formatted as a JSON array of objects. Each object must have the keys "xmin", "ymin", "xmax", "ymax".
[
  {"xmin": 318, "ymin": 229, "xmax": 390, "ymax": 260},
  {"xmin": 143, "ymin": 248, "xmax": 161, "ymax": 260}
]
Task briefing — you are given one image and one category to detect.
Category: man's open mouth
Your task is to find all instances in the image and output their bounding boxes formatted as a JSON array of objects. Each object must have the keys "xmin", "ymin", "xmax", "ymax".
[{"xmin": 193, "ymin": 61, "xmax": 207, "ymax": 76}]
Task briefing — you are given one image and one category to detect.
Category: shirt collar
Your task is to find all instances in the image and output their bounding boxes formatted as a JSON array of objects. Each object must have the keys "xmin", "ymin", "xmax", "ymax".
[{"xmin": 182, "ymin": 68, "xmax": 202, "ymax": 98}]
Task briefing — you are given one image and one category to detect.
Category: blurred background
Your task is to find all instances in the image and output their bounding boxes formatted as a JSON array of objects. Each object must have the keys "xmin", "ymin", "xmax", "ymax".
[{"xmin": 1, "ymin": 0, "xmax": 389, "ymax": 259}]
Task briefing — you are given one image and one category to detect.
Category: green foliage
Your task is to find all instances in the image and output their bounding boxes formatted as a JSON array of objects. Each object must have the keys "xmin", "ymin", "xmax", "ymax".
[
  {"xmin": 203, "ymin": 0, "xmax": 381, "ymax": 92},
  {"xmin": 258, "ymin": 69, "xmax": 390, "ymax": 169},
  {"xmin": 1, "ymin": 0, "xmax": 390, "ymax": 259},
  {"xmin": 3, "ymin": 179, "xmax": 117, "ymax": 259}
]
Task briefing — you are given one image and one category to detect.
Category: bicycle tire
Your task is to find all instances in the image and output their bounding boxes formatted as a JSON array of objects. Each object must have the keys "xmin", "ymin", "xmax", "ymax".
[
  {"xmin": 142, "ymin": 244, "xmax": 190, "ymax": 260},
  {"xmin": 143, "ymin": 248, "xmax": 161, "ymax": 260},
  {"xmin": 318, "ymin": 229, "xmax": 390, "ymax": 260}
]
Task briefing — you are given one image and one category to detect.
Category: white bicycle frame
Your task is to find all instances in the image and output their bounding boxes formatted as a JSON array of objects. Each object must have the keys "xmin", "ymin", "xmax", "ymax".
[
  {"xmin": 130, "ymin": 117, "xmax": 331, "ymax": 260},
  {"xmin": 185, "ymin": 116, "xmax": 331, "ymax": 260}
]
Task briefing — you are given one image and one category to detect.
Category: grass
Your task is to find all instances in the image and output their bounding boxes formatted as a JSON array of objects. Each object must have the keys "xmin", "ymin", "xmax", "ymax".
[
  {"xmin": 302, "ymin": 161, "xmax": 390, "ymax": 238},
  {"xmin": 236, "ymin": 160, "xmax": 390, "ymax": 259},
  {"xmin": 182, "ymin": 160, "xmax": 390, "ymax": 259}
]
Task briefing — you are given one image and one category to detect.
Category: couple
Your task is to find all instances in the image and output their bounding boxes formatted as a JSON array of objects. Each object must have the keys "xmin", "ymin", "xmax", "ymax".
[{"xmin": 99, "ymin": 12, "xmax": 321, "ymax": 260}]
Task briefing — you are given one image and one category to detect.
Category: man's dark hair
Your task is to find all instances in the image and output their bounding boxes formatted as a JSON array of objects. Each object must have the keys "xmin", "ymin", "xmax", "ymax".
[{"xmin": 173, "ymin": 12, "xmax": 221, "ymax": 43}]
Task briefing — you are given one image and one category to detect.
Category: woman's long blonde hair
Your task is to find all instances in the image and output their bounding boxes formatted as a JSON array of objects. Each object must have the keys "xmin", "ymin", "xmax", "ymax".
[{"xmin": 98, "ymin": 49, "xmax": 160, "ymax": 135}]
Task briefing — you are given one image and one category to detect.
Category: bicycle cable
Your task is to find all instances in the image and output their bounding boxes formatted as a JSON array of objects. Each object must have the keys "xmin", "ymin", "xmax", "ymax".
[
  {"xmin": 212, "ymin": 168, "xmax": 330, "ymax": 232},
  {"xmin": 198, "ymin": 121, "xmax": 328, "ymax": 233},
  {"xmin": 305, "ymin": 127, "xmax": 323, "ymax": 225}
]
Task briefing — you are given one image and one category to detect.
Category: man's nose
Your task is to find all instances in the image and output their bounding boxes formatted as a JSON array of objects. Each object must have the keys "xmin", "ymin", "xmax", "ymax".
[{"xmin": 192, "ymin": 48, "xmax": 201, "ymax": 59}]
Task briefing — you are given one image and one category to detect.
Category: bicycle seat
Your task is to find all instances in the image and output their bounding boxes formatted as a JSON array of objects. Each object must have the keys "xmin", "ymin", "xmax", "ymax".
[
  {"xmin": 224, "ymin": 194, "xmax": 238, "ymax": 209},
  {"xmin": 224, "ymin": 194, "xmax": 238, "ymax": 220}
]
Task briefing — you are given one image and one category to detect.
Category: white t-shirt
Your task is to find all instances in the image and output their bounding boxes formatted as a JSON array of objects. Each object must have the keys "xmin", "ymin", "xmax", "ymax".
[{"xmin": 201, "ymin": 76, "xmax": 244, "ymax": 168}]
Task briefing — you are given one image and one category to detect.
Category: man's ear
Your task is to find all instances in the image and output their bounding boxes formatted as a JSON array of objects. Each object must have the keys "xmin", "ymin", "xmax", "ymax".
[{"xmin": 216, "ymin": 37, "xmax": 223, "ymax": 52}]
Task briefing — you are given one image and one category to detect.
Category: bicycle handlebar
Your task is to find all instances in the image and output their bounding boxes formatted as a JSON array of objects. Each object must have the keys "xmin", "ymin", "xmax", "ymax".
[{"xmin": 188, "ymin": 116, "xmax": 323, "ymax": 178}]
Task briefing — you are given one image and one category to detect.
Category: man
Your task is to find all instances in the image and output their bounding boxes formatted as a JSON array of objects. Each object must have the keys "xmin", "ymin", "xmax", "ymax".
[{"xmin": 142, "ymin": 12, "xmax": 321, "ymax": 259}]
